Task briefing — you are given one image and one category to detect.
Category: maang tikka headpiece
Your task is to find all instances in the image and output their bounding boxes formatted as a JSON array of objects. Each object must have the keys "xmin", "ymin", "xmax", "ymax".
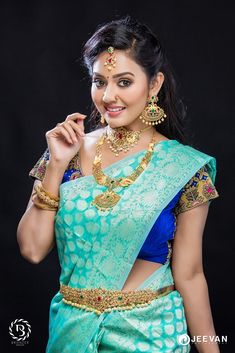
[{"xmin": 104, "ymin": 46, "xmax": 116, "ymax": 71}]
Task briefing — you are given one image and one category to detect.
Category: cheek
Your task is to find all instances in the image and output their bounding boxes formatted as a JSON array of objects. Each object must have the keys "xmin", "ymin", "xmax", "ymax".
[
  {"xmin": 91, "ymin": 86, "xmax": 102, "ymax": 105},
  {"xmin": 124, "ymin": 85, "xmax": 148, "ymax": 107}
]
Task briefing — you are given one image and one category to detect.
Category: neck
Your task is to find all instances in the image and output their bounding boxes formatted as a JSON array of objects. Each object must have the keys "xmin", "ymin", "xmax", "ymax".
[
  {"xmin": 105, "ymin": 124, "xmax": 158, "ymax": 141},
  {"xmin": 106, "ymin": 124, "xmax": 154, "ymax": 133}
]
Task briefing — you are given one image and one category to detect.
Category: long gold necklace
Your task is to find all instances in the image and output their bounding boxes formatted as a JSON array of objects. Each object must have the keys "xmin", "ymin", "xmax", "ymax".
[
  {"xmin": 91, "ymin": 130, "xmax": 157, "ymax": 211},
  {"xmin": 105, "ymin": 125, "xmax": 152, "ymax": 157}
]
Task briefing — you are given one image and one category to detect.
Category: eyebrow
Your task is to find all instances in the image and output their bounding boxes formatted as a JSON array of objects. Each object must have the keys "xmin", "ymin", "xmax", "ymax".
[{"xmin": 92, "ymin": 71, "xmax": 135, "ymax": 78}]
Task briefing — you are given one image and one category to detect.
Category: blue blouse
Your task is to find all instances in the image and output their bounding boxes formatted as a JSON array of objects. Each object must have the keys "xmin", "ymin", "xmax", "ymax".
[
  {"xmin": 29, "ymin": 148, "xmax": 219, "ymax": 265},
  {"xmin": 137, "ymin": 190, "xmax": 183, "ymax": 264}
]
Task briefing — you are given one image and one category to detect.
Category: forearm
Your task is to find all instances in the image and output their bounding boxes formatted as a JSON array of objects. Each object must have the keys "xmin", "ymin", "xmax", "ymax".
[{"xmin": 175, "ymin": 273, "xmax": 220, "ymax": 353}]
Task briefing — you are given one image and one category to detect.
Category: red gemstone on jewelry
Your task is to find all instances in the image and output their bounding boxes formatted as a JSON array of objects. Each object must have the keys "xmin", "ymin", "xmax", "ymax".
[
  {"xmin": 108, "ymin": 58, "xmax": 112, "ymax": 63},
  {"xmin": 207, "ymin": 186, "xmax": 213, "ymax": 193},
  {"xmin": 118, "ymin": 133, "xmax": 123, "ymax": 139},
  {"xmin": 97, "ymin": 296, "xmax": 102, "ymax": 301}
]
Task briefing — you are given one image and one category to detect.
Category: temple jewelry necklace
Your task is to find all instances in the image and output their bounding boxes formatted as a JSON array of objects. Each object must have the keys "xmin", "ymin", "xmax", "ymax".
[
  {"xmin": 105, "ymin": 125, "xmax": 152, "ymax": 157},
  {"xmin": 91, "ymin": 130, "xmax": 157, "ymax": 211}
]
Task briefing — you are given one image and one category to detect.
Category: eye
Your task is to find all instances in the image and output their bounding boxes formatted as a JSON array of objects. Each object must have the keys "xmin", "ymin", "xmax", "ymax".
[
  {"xmin": 92, "ymin": 78, "xmax": 105, "ymax": 88},
  {"xmin": 118, "ymin": 79, "xmax": 132, "ymax": 87}
]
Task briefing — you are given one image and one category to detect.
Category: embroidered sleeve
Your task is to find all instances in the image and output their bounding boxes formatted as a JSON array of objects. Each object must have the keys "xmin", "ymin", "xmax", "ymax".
[
  {"xmin": 28, "ymin": 148, "xmax": 82, "ymax": 182},
  {"xmin": 174, "ymin": 165, "xmax": 219, "ymax": 216},
  {"xmin": 28, "ymin": 148, "xmax": 50, "ymax": 181}
]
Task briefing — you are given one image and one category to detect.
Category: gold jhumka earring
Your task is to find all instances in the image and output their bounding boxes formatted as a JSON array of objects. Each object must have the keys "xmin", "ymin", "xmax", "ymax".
[
  {"xmin": 100, "ymin": 114, "xmax": 105, "ymax": 124},
  {"xmin": 139, "ymin": 95, "xmax": 167, "ymax": 126}
]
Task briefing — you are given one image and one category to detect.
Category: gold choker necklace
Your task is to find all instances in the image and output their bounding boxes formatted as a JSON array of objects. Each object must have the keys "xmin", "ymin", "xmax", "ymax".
[{"xmin": 105, "ymin": 125, "xmax": 152, "ymax": 157}]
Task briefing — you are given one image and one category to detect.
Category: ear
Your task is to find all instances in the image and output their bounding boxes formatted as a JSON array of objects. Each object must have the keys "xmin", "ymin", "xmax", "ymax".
[{"xmin": 149, "ymin": 72, "xmax": 164, "ymax": 96}]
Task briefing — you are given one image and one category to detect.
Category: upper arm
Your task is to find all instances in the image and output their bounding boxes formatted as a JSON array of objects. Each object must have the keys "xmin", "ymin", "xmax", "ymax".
[
  {"xmin": 171, "ymin": 164, "xmax": 219, "ymax": 283},
  {"xmin": 171, "ymin": 202, "xmax": 210, "ymax": 283},
  {"xmin": 26, "ymin": 180, "xmax": 41, "ymax": 211},
  {"xmin": 26, "ymin": 148, "xmax": 50, "ymax": 211}
]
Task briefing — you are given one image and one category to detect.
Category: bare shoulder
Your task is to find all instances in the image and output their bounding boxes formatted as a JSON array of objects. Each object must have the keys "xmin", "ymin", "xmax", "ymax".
[
  {"xmin": 85, "ymin": 127, "xmax": 105, "ymax": 138},
  {"xmin": 81, "ymin": 127, "xmax": 106, "ymax": 153},
  {"xmin": 154, "ymin": 132, "xmax": 170, "ymax": 142},
  {"xmin": 85, "ymin": 127, "xmax": 105, "ymax": 142}
]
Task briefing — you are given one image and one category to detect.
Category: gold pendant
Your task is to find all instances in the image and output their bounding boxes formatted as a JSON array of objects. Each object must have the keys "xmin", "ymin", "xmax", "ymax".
[{"xmin": 91, "ymin": 190, "xmax": 121, "ymax": 211}]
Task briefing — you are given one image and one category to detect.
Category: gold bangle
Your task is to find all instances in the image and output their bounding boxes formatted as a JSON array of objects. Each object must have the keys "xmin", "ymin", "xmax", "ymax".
[
  {"xmin": 40, "ymin": 182, "xmax": 60, "ymax": 201},
  {"xmin": 34, "ymin": 184, "xmax": 59, "ymax": 207},
  {"xmin": 31, "ymin": 194, "xmax": 58, "ymax": 211},
  {"xmin": 35, "ymin": 192, "xmax": 59, "ymax": 207},
  {"xmin": 34, "ymin": 190, "xmax": 59, "ymax": 207},
  {"xmin": 36, "ymin": 182, "xmax": 60, "ymax": 201},
  {"xmin": 34, "ymin": 181, "xmax": 60, "ymax": 201}
]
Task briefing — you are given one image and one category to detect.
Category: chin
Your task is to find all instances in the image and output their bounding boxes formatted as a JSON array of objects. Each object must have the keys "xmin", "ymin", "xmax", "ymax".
[{"xmin": 106, "ymin": 119, "xmax": 126, "ymax": 129}]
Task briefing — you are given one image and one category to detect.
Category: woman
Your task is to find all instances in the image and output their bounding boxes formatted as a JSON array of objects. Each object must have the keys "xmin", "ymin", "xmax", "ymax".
[{"xmin": 17, "ymin": 16, "xmax": 220, "ymax": 353}]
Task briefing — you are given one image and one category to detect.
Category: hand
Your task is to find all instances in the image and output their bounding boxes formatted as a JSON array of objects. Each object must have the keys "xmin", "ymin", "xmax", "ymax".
[{"xmin": 45, "ymin": 112, "xmax": 87, "ymax": 167}]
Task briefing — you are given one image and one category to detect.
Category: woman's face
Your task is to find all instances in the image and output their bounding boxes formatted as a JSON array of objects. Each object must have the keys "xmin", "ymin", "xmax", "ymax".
[{"xmin": 91, "ymin": 49, "xmax": 164, "ymax": 130}]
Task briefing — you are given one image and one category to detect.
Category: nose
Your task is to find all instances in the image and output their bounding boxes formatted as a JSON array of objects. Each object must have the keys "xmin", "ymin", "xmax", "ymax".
[{"xmin": 102, "ymin": 84, "xmax": 118, "ymax": 104}]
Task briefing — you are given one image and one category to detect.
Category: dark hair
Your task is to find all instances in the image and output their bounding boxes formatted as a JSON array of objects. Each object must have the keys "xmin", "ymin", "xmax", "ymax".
[{"xmin": 82, "ymin": 15, "xmax": 191, "ymax": 145}]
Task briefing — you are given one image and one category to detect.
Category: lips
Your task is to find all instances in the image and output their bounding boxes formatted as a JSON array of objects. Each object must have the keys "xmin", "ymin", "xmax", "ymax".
[
  {"xmin": 105, "ymin": 106, "xmax": 126, "ymax": 112},
  {"xmin": 104, "ymin": 105, "xmax": 126, "ymax": 117}
]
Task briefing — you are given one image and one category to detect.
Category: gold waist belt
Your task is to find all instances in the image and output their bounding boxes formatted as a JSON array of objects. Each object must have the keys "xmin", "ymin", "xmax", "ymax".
[{"xmin": 60, "ymin": 283, "xmax": 175, "ymax": 315}]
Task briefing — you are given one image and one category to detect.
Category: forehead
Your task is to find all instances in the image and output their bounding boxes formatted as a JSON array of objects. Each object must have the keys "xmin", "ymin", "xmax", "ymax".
[{"xmin": 92, "ymin": 49, "xmax": 146, "ymax": 76}]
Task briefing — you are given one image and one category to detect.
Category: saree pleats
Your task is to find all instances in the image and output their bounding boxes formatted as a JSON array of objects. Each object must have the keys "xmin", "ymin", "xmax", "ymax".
[{"xmin": 91, "ymin": 291, "xmax": 189, "ymax": 353}]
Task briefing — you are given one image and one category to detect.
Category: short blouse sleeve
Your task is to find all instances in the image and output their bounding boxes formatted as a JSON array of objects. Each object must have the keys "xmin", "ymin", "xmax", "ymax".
[
  {"xmin": 28, "ymin": 148, "xmax": 82, "ymax": 182},
  {"xmin": 174, "ymin": 165, "xmax": 219, "ymax": 216},
  {"xmin": 29, "ymin": 148, "xmax": 50, "ymax": 181}
]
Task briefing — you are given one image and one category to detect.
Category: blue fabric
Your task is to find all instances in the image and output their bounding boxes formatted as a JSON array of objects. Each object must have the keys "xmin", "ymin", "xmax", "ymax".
[
  {"xmin": 137, "ymin": 190, "xmax": 183, "ymax": 264},
  {"xmin": 62, "ymin": 168, "xmax": 83, "ymax": 183}
]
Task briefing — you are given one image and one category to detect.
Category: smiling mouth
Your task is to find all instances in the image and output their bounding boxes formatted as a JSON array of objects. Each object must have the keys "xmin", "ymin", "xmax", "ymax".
[{"xmin": 105, "ymin": 107, "xmax": 126, "ymax": 112}]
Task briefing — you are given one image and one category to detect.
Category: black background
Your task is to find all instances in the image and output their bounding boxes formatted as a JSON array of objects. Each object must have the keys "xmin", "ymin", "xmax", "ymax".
[{"xmin": 1, "ymin": 0, "xmax": 234, "ymax": 352}]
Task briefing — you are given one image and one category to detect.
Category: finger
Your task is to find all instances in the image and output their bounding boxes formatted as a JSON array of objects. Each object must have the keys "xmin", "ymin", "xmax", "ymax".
[
  {"xmin": 62, "ymin": 121, "xmax": 79, "ymax": 143},
  {"xmin": 76, "ymin": 117, "xmax": 85, "ymax": 130},
  {"xmin": 65, "ymin": 113, "xmax": 87, "ymax": 122},
  {"xmin": 58, "ymin": 125, "xmax": 73, "ymax": 144},
  {"xmin": 67, "ymin": 120, "xmax": 85, "ymax": 137},
  {"xmin": 65, "ymin": 114, "xmax": 86, "ymax": 133}
]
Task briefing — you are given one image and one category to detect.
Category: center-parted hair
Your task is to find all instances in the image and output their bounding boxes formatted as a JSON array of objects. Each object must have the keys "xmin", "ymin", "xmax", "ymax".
[{"xmin": 82, "ymin": 15, "xmax": 190, "ymax": 145}]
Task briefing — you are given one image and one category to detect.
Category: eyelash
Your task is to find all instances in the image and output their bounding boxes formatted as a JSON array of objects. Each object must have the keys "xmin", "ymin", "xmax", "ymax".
[{"xmin": 92, "ymin": 78, "xmax": 132, "ymax": 88}]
